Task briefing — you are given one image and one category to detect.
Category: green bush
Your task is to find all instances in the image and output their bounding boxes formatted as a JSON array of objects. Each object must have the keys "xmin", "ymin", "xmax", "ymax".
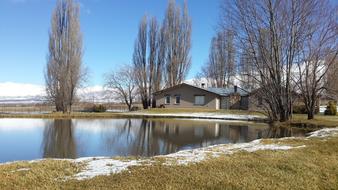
[
  {"xmin": 324, "ymin": 101, "xmax": 337, "ymax": 116},
  {"xmin": 92, "ymin": 104, "xmax": 107, "ymax": 112}
]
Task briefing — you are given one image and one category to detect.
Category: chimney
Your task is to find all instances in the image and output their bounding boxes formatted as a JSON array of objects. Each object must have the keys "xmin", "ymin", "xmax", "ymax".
[
  {"xmin": 234, "ymin": 85, "xmax": 238, "ymax": 93},
  {"xmin": 201, "ymin": 83, "xmax": 205, "ymax": 88}
]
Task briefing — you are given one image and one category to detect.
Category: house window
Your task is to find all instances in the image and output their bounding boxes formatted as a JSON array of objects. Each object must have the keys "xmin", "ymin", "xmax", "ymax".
[
  {"xmin": 175, "ymin": 95, "xmax": 181, "ymax": 104},
  {"xmin": 165, "ymin": 95, "xmax": 171, "ymax": 104},
  {"xmin": 194, "ymin": 95, "xmax": 205, "ymax": 105}
]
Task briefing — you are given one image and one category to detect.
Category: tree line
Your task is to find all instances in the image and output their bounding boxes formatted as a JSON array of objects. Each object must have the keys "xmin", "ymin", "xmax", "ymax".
[
  {"xmin": 45, "ymin": 0, "xmax": 191, "ymax": 112},
  {"xmin": 105, "ymin": 0, "xmax": 192, "ymax": 110},
  {"xmin": 45, "ymin": 0, "xmax": 337, "ymax": 123}
]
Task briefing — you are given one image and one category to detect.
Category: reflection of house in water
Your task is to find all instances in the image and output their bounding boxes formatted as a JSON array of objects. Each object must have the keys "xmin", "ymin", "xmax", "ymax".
[
  {"xmin": 150, "ymin": 120, "xmax": 268, "ymax": 151},
  {"xmin": 107, "ymin": 119, "xmax": 269, "ymax": 157}
]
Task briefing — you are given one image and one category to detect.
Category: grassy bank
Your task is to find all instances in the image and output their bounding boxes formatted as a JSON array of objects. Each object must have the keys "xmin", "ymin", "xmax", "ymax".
[
  {"xmin": 0, "ymin": 109, "xmax": 337, "ymax": 128},
  {"xmin": 288, "ymin": 114, "xmax": 338, "ymax": 128},
  {"xmin": 1, "ymin": 132, "xmax": 337, "ymax": 189}
]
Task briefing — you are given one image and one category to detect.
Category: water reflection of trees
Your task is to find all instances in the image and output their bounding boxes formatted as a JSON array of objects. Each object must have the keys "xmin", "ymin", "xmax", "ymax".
[
  {"xmin": 101, "ymin": 119, "xmax": 269, "ymax": 156},
  {"xmin": 265, "ymin": 126, "xmax": 306, "ymax": 138},
  {"xmin": 39, "ymin": 119, "xmax": 307, "ymax": 158},
  {"xmin": 42, "ymin": 119, "xmax": 77, "ymax": 159}
]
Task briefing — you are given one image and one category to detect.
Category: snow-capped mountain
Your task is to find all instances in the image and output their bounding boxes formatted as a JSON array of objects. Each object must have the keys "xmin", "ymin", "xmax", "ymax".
[{"xmin": 0, "ymin": 82, "xmax": 115, "ymax": 104}]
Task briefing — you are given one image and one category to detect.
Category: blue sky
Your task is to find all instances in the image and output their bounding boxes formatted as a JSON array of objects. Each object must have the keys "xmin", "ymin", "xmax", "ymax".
[{"xmin": 0, "ymin": 0, "xmax": 221, "ymax": 86}]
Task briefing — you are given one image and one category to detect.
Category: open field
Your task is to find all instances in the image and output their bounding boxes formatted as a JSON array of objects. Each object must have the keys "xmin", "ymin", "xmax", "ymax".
[{"xmin": 1, "ymin": 128, "xmax": 337, "ymax": 190}]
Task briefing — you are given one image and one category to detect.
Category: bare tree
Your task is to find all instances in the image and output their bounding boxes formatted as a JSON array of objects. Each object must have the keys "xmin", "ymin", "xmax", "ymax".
[
  {"xmin": 326, "ymin": 57, "xmax": 338, "ymax": 100},
  {"xmin": 221, "ymin": 0, "xmax": 318, "ymax": 122},
  {"xmin": 293, "ymin": 0, "xmax": 337, "ymax": 119},
  {"xmin": 45, "ymin": 0, "xmax": 84, "ymax": 113},
  {"xmin": 133, "ymin": 16, "xmax": 162, "ymax": 109},
  {"xmin": 163, "ymin": 0, "xmax": 192, "ymax": 87},
  {"xmin": 148, "ymin": 17, "xmax": 159, "ymax": 107},
  {"xmin": 238, "ymin": 43, "xmax": 258, "ymax": 90},
  {"xmin": 105, "ymin": 65, "xmax": 137, "ymax": 111},
  {"xmin": 153, "ymin": 24, "xmax": 166, "ymax": 103},
  {"xmin": 133, "ymin": 16, "xmax": 149, "ymax": 109},
  {"xmin": 200, "ymin": 30, "xmax": 236, "ymax": 88}
]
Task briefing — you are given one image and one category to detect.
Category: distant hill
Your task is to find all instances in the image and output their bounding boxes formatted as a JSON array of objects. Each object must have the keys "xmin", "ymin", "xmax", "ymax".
[{"xmin": 0, "ymin": 82, "xmax": 117, "ymax": 105}]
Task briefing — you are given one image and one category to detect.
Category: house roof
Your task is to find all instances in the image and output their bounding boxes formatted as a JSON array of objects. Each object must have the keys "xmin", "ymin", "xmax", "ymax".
[
  {"xmin": 153, "ymin": 83, "xmax": 250, "ymax": 97},
  {"xmin": 206, "ymin": 87, "xmax": 249, "ymax": 96}
]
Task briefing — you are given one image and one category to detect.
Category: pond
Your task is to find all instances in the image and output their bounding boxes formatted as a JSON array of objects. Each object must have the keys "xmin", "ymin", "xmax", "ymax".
[{"xmin": 0, "ymin": 118, "xmax": 306, "ymax": 163}]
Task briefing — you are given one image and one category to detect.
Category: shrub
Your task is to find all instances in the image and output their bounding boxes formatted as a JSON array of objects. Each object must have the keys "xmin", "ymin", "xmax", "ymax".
[
  {"xmin": 324, "ymin": 101, "xmax": 337, "ymax": 116},
  {"xmin": 92, "ymin": 104, "xmax": 107, "ymax": 112},
  {"xmin": 293, "ymin": 105, "xmax": 320, "ymax": 114},
  {"xmin": 293, "ymin": 105, "xmax": 307, "ymax": 114}
]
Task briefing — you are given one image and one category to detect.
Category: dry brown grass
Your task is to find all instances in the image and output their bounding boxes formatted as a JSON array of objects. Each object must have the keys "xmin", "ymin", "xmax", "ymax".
[
  {"xmin": 0, "ymin": 160, "xmax": 80, "ymax": 189},
  {"xmin": 1, "ymin": 135, "xmax": 338, "ymax": 189},
  {"xmin": 289, "ymin": 114, "xmax": 338, "ymax": 128}
]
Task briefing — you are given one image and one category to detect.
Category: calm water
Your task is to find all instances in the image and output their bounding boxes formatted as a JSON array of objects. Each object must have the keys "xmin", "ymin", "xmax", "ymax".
[{"xmin": 0, "ymin": 118, "xmax": 306, "ymax": 163}]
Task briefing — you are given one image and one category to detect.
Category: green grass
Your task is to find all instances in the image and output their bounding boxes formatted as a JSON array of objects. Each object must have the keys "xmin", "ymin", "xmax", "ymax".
[{"xmin": 1, "ymin": 134, "xmax": 338, "ymax": 189}]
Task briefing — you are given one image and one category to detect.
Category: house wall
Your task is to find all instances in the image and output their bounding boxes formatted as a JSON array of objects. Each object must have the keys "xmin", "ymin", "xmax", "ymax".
[
  {"xmin": 221, "ymin": 97, "xmax": 229, "ymax": 109},
  {"xmin": 240, "ymin": 96, "xmax": 249, "ymax": 110},
  {"xmin": 221, "ymin": 95, "xmax": 249, "ymax": 110},
  {"xmin": 154, "ymin": 85, "xmax": 219, "ymax": 109}
]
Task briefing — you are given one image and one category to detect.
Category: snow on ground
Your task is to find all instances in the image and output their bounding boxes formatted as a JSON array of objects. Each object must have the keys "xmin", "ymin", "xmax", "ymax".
[
  {"xmin": 307, "ymin": 127, "xmax": 338, "ymax": 138},
  {"xmin": 160, "ymin": 139, "xmax": 305, "ymax": 165},
  {"xmin": 123, "ymin": 112, "xmax": 266, "ymax": 121},
  {"xmin": 319, "ymin": 105, "xmax": 338, "ymax": 113},
  {"xmin": 74, "ymin": 157, "xmax": 146, "ymax": 180},
  {"xmin": 11, "ymin": 168, "xmax": 31, "ymax": 173}
]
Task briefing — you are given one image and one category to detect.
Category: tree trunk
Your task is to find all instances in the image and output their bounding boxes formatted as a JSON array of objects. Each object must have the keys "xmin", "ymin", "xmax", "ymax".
[
  {"xmin": 142, "ymin": 99, "xmax": 149, "ymax": 109},
  {"xmin": 307, "ymin": 111, "xmax": 314, "ymax": 120}
]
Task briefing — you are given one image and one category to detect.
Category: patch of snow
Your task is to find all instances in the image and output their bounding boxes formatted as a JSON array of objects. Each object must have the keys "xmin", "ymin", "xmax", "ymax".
[
  {"xmin": 307, "ymin": 127, "xmax": 338, "ymax": 138},
  {"xmin": 106, "ymin": 109, "xmax": 128, "ymax": 113},
  {"xmin": 161, "ymin": 139, "xmax": 305, "ymax": 165},
  {"xmin": 11, "ymin": 168, "xmax": 30, "ymax": 173},
  {"xmin": 73, "ymin": 157, "xmax": 143, "ymax": 180}
]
